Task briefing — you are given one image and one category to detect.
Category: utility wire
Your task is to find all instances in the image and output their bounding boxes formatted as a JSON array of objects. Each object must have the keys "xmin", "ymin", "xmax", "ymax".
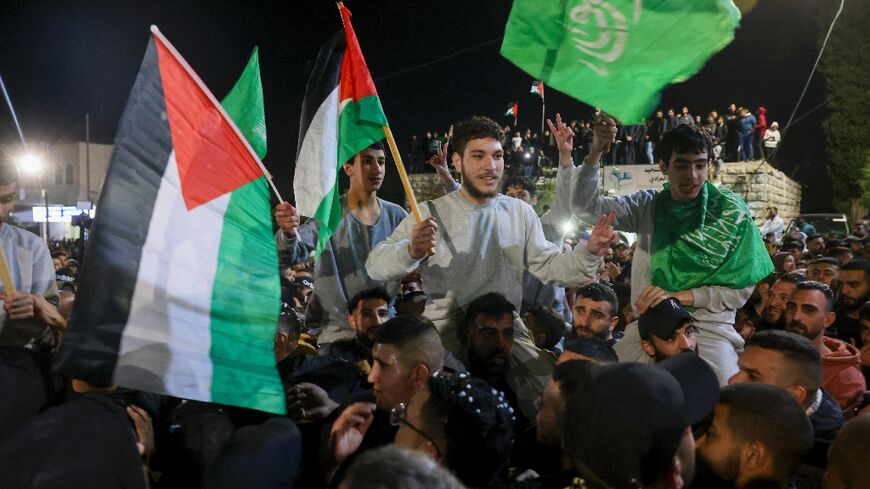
[{"xmin": 375, "ymin": 38, "xmax": 500, "ymax": 83}]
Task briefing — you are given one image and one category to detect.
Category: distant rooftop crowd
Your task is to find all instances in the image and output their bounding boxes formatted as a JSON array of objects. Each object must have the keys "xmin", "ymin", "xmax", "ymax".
[{"xmin": 406, "ymin": 104, "xmax": 779, "ymax": 177}]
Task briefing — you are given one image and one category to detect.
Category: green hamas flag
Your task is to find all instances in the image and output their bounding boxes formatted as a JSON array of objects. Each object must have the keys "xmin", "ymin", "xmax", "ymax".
[{"xmin": 501, "ymin": 1, "xmax": 740, "ymax": 123}]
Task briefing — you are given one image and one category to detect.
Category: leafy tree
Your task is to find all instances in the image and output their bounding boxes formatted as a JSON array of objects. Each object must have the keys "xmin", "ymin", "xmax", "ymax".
[{"xmin": 818, "ymin": 0, "xmax": 870, "ymax": 222}]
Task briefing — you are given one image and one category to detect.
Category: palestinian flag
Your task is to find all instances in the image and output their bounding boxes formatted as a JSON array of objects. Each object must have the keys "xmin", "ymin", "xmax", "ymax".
[
  {"xmin": 294, "ymin": 3, "xmax": 388, "ymax": 256},
  {"xmin": 54, "ymin": 27, "xmax": 285, "ymax": 414},
  {"xmin": 530, "ymin": 80, "xmax": 544, "ymax": 98},
  {"xmin": 505, "ymin": 101, "xmax": 518, "ymax": 125}
]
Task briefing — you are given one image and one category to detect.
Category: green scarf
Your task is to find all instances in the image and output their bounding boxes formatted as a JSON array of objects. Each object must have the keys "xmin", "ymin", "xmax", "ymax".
[{"xmin": 650, "ymin": 181, "xmax": 773, "ymax": 292}]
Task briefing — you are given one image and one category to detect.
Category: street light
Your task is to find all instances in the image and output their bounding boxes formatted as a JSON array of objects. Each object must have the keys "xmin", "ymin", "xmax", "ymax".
[
  {"xmin": 15, "ymin": 151, "xmax": 49, "ymax": 243},
  {"xmin": 17, "ymin": 152, "xmax": 43, "ymax": 175}
]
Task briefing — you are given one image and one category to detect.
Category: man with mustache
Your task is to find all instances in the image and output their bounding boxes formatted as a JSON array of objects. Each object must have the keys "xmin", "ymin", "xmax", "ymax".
[
  {"xmin": 639, "ymin": 297, "xmax": 699, "ymax": 362},
  {"xmin": 784, "ymin": 281, "xmax": 866, "ymax": 415},
  {"xmin": 275, "ymin": 142, "xmax": 407, "ymax": 347},
  {"xmin": 761, "ymin": 272, "xmax": 806, "ymax": 330},
  {"xmin": 367, "ymin": 116, "xmax": 616, "ymax": 421},
  {"xmin": 571, "ymin": 283, "xmax": 619, "ymax": 344},
  {"xmin": 831, "ymin": 259, "xmax": 870, "ymax": 346}
]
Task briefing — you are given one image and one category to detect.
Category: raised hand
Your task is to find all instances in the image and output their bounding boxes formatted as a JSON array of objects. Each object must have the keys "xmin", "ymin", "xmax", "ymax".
[
  {"xmin": 329, "ymin": 402, "xmax": 377, "ymax": 464},
  {"xmin": 275, "ymin": 202, "xmax": 299, "ymax": 238},
  {"xmin": 587, "ymin": 114, "xmax": 619, "ymax": 164},
  {"xmin": 546, "ymin": 113, "xmax": 574, "ymax": 166},
  {"xmin": 427, "ymin": 141, "xmax": 456, "ymax": 187},
  {"xmin": 585, "ymin": 211, "xmax": 619, "ymax": 257},
  {"xmin": 409, "ymin": 218, "xmax": 438, "ymax": 260}
]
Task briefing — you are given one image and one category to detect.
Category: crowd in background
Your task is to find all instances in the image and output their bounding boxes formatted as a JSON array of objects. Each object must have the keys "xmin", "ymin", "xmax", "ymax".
[
  {"xmin": 2, "ymin": 117, "xmax": 870, "ymax": 489},
  {"xmin": 407, "ymin": 104, "xmax": 780, "ymax": 178}
]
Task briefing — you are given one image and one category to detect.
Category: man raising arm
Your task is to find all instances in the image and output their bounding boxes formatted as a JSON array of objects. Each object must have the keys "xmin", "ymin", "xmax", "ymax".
[{"xmin": 550, "ymin": 114, "xmax": 773, "ymax": 383}]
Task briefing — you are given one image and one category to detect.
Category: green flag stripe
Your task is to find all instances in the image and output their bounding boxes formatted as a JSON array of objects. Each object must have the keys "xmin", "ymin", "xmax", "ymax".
[
  {"xmin": 309, "ymin": 94, "xmax": 386, "ymax": 255},
  {"xmin": 209, "ymin": 177, "xmax": 285, "ymax": 413},
  {"xmin": 337, "ymin": 95, "xmax": 388, "ymax": 165},
  {"xmin": 221, "ymin": 48, "xmax": 267, "ymax": 159}
]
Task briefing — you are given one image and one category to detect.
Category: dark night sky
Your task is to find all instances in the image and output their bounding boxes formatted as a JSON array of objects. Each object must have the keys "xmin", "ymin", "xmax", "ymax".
[{"xmin": 0, "ymin": 0, "xmax": 833, "ymax": 210}]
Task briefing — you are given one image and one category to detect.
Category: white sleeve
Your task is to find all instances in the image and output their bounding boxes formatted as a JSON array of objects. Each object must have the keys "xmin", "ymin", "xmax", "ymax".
[
  {"xmin": 365, "ymin": 213, "xmax": 423, "ymax": 282},
  {"xmin": 691, "ymin": 284, "xmax": 754, "ymax": 313},
  {"xmin": 521, "ymin": 206, "xmax": 600, "ymax": 286}
]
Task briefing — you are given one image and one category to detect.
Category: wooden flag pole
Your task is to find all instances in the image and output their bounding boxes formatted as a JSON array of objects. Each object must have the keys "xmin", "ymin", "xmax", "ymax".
[
  {"xmin": 0, "ymin": 247, "xmax": 17, "ymax": 297},
  {"xmin": 382, "ymin": 125, "xmax": 423, "ymax": 223}
]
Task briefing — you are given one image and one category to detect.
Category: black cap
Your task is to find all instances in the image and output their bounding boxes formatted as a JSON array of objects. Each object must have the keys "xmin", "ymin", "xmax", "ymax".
[
  {"xmin": 657, "ymin": 353, "xmax": 720, "ymax": 427},
  {"xmin": 562, "ymin": 363, "xmax": 686, "ymax": 488},
  {"xmin": 638, "ymin": 298, "xmax": 694, "ymax": 341}
]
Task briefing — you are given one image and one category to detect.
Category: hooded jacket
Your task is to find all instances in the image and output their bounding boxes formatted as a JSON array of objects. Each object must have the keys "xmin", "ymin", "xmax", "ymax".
[
  {"xmin": 754, "ymin": 106, "xmax": 768, "ymax": 137},
  {"xmin": 821, "ymin": 337, "xmax": 867, "ymax": 415}
]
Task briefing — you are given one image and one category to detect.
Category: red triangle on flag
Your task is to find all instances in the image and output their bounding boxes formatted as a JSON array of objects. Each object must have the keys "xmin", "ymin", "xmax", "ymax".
[
  {"xmin": 153, "ymin": 30, "xmax": 264, "ymax": 211},
  {"xmin": 338, "ymin": 5, "xmax": 378, "ymax": 104}
]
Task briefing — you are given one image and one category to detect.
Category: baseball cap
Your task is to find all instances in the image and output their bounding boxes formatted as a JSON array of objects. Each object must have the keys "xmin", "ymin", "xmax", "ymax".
[
  {"xmin": 562, "ymin": 362, "xmax": 686, "ymax": 488},
  {"xmin": 657, "ymin": 353, "xmax": 720, "ymax": 427},
  {"xmin": 638, "ymin": 298, "xmax": 694, "ymax": 341}
]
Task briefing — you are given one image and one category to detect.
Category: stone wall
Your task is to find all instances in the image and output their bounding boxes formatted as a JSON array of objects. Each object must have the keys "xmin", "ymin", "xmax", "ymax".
[
  {"xmin": 407, "ymin": 163, "xmax": 801, "ymax": 223},
  {"xmin": 718, "ymin": 161, "xmax": 802, "ymax": 224}
]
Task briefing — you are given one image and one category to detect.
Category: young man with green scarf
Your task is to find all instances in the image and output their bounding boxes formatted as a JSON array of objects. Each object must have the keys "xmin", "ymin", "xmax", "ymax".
[{"xmin": 547, "ymin": 114, "xmax": 773, "ymax": 384}]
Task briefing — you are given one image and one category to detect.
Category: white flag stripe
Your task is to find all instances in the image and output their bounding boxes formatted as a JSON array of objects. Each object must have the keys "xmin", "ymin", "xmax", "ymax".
[
  {"xmin": 114, "ymin": 152, "xmax": 230, "ymax": 401},
  {"xmin": 294, "ymin": 86, "xmax": 340, "ymax": 218}
]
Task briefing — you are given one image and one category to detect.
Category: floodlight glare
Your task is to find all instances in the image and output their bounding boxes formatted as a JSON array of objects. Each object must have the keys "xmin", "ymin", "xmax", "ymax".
[{"xmin": 18, "ymin": 153, "xmax": 44, "ymax": 175}]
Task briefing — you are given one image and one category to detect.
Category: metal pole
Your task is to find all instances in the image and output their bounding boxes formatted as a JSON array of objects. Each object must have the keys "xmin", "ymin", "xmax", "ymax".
[
  {"xmin": 41, "ymin": 188, "xmax": 48, "ymax": 244},
  {"xmin": 85, "ymin": 113, "xmax": 91, "ymax": 202}
]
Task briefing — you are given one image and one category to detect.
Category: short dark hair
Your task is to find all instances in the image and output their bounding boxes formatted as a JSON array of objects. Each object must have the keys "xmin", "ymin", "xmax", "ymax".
[
  {"xmin": 553, "ymin": 360, "xmax": 596, "ymax": 397},
  {"xmin": 806, "ymin": 233, "xmax": 823, "ymax": 242},
  {"xmin": 344, "ymin": 141, "xmax": 386, "ymax": 166},
  {"xmin": 828, "ymin": 247, "xmax": 854, "ymax": 261},
  {"xmin": 654, "ymin": 124, "xmax": 713, "ymax": 167},
  {"xmin": 745, "ymin": 330, "xmax": 822, "ymax": 399},
  {"xmin": 373, "ymin": 315, "xmax": 444, "ymax": 372},
  {"xmin": 0, "ymin": 159, "xmax": 20, "ymax": 186},
  {"xmin": 452, "ymin": 116, "xmax": 505, "ymax": 157},
  {"xmin": 840, "ymin": 258, "xmax": 870, "ymax": 277},
  {"xmin": 781, "ymin": 241, "xmax": 804, "ymax": 253},
  {"xmin": 775, "ymin": 272, "xmax": 807, "ymax": 287},
  {"xmin": 562, "ymin": 337, "xmax": 619, "ymax": 363},
  {"xmin": 421, "ymin": 372, "xmax": 514, "ymax": 488},
  {"xmin": 523, "ymin": 305, "xmax": 565, "ymax": 350},
  {"xmin": 501, "ymin": 175, "xmax": 536, "ymax": 197},
  {"xmin": 718, "ymin": 384, "xmax": 814, "ymax": 478},
  {"xmin": 575, "ymin": 283, "xmax": 618, "ymax": 317},
  {"xmin": 810, "ymin": 257, "xmax": 841, "ymax": 267},
  {"xmin": 344, "ymin": 445, "xmax": 466, "ymax": 489},
  {"xmin": 347, "ymin": 287, "xmax": 391, "ymax": 313},
  {"xmin": 794, "ymin": 281, "xmax": 835, "ymax": 312},
  {"xmin": 460, "ymin": 293, "xmax": 516, "ymax": 346}
]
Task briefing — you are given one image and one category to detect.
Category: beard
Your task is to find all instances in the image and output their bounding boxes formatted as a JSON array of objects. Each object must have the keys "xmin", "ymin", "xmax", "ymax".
[
  {"xmin": 654, "ymin": 346, "xmax": 698, "ymax": 363},
  {"xmin": 760, "ymin": 310, "xmax": 785, "ymax": 330},
  {"xmin": 460, "ymin": 167, "xmax": 498, "ymax": 200},
  {"xmin": 841, "ymin": 291, "xmax": 869, "ymax": 308},
  {"xmin": 785, "ymin": 319, "xmax": 822, "ymax": 340},
  {"xmin": 694, "ymin": 450, "xmax": 740, "ymax": 489},
  {"xmin": 468, "ymin": 347, "xmax": 511, "ymax": 380}
]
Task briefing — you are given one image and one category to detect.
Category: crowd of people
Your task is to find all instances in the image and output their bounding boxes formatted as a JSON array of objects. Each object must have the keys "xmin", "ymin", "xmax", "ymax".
[
  {"xmin": 1, "ymin": 112, "xmax": 869, "ymax": 489},
  {"xmin": 406, "ymin": 105, "xmax": 781, "ymax": 179}
]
